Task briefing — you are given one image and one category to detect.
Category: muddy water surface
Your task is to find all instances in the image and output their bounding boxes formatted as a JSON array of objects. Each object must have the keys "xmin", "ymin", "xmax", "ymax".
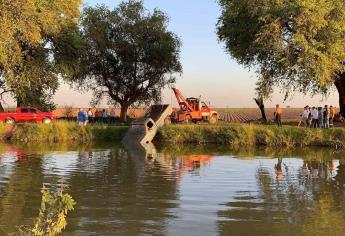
[{"xmin": 0, "ymin": 143, "xmax": 345, "ymax": 235}]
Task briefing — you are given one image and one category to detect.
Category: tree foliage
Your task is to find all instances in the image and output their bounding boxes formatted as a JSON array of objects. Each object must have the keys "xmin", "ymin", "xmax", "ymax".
[
  {"xmin": 11, "ymin": 46, "xmax": 59, "ymax": 111},
  {"xmin": 217, "ymin": 0, "xmax": 345, "ymax": 101},
  {"xmin": 77, "ymin": 1, "xmax": 182, "ymax": 122},
  {"xmin": 0, "ymin": 0, "xmax": 82, "ymax": 110},
  {"xmin": 32, "ymin": 186, "xmax": 76, "ymax": 236}
]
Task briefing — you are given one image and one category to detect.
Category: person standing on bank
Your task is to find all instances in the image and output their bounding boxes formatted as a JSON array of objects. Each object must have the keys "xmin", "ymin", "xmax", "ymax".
[
  {"xmin": 94, "ymin": 110, "xmax": 99, "ymax": 123},
  {"xmin": 317, "ymin": 107, "xmax": 323, "ymax": 128},
  {"xmin": 311, "ymin": 107, "xmax": 318, "ymax": 128},
  {"xmin": 84, "ymin": 109, "xmax": 89, "ymax": 126},
  {"xmin": 329, "ymin": 106, "xmax": 335, "ymax": 128},
  {"xmin": 110, "ymin": 108, "xmax": 116, "ymax": 124},
  {"xmin": 307, "ymin": 106, "xmax": 312, "ymax": 127},
  {"xmin": 301, "ymin": 106, "xmax": 310, "ymax": 127},
  {"xmin": 88, "ymin": 108, "xmax": 93, "ymax": 123},
  {"xmin": 323, "ymin": 105, "xmax": 329, "ymax": 129},
  {"xmin": 274, "ymin": 104, "xmax": 283, "ymax": 127},
  {"xmin": 102, "ymin": 109, "xmax": 107, "ymax": 123},
  {"xmin": 77, "ymin": 108, "xmax": 86, "ymax": 125}
]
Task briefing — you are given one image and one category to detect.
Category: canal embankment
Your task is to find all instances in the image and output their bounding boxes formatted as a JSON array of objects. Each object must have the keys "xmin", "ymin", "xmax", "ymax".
[
  {"xmin": 157, "ymin": 124, "xmax": 345, "ymax": 148},
  {"xmin": 1, "ymin": 122, "xmax": 345, "ymax": 148},
  {"xmin": 0, "ymin": 121, "xmax": 129, "ymax": 143}
]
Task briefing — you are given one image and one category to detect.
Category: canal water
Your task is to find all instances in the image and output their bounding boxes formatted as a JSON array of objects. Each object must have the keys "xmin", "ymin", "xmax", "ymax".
[{"xmin": 0, "ymin": 143, "xmax": 345, "ymax": 236}]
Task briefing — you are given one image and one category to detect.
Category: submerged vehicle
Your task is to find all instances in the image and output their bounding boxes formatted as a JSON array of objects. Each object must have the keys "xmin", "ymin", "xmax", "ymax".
[{"xmin": 123, "ymin": 87, "xmax": 218, "ymax": 145}]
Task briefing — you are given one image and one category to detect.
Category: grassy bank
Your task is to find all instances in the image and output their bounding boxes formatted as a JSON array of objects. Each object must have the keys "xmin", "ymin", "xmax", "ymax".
[
  {"xmin": 157, "ymin": 124, "xmax": 345, "ymax": 148},
  {"xmin": 1, "ymin": 122, "xmax": 345, "ymax": 148},
  {"xmin": 0, "ymin": 121, "xmax": 129, "ymax": 143}
]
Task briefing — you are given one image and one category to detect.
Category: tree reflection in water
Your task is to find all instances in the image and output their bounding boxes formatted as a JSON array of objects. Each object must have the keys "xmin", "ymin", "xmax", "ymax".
[
  {"xmin": 0, "ymin": 151, "xmax": 44, "ymax": 234},
  {"xmin": 1, "ymin": 143, "xmax": 345, "ymax": 235},
  {"xmin": 64, "ymin": 143, "xmax": 181, "ymax": 235},
  {"xmin": 218, "ymin": 157, "xmax": 345, "ymax": 236}
]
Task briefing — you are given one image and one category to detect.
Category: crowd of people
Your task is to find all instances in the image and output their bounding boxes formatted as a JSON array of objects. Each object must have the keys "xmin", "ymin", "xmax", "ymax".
[
  {"xmin": 273, "ymin": 104, "xmax": 336, "ymax": 128},
  {"xmin": 77, "ymin": 108, "xmax": 116, "ymax": 126},
  {"xmin": 298, "ymin": 105, "xmax": 336, "ymax": 128}
]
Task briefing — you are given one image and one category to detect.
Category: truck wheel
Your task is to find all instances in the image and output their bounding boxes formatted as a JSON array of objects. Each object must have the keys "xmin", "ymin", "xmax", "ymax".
[
  {"xmin": 43, "ymin": 118, "xmax": 52, "ymax": 124},
  {"xmin": 185, "ymin": 115, "xmax": 192, "ymax": 124},
  {"xmin": 209, "ymin": 115, "xmax": 218, "ymax": 124},
  {"xmin": 5, "ymin": 118, "xmax": 15, "ymax": 125}
]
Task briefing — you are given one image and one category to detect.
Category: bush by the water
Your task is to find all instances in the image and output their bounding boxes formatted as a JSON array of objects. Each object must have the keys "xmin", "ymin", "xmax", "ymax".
[
  {"xmin": 157, "ymin": 124, "xmax": 345, "ymax": 147},
  {"xmin": 1, "ymin": 121, "xmax": 128, "ymax": 143}
]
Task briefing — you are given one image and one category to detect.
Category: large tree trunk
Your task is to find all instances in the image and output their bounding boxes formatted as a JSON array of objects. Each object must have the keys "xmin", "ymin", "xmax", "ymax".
[
  {"xmin": 0, "ymin": 101, "xmax": 4, "ymax": 112},
  {"xmin": 334, "ymin": 73, "xmax": 345, "ymax": 118},
  {"xmin": 254, "ymin": 97, "xmax": 267, "ymax": 123},
  {"xmin": 120, "ymin": 104, "xmax": 129, "ymax": 123},
  {"xmin": 17, "ymin": 98, "xmax": 23, "ymax": 108}
]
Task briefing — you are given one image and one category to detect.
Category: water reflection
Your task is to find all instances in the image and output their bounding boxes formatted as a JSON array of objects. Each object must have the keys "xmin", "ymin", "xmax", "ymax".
[
  {"xmin": 218, "ymin": 158, "xmax": 345, "ymax": 236},
  {"xmin": 0, "ymin": 149, "xmax": 44, "ymax": 234},
  {"xmin": 0, "ymin": 143, "xmax": 345, "ymax": 235}
]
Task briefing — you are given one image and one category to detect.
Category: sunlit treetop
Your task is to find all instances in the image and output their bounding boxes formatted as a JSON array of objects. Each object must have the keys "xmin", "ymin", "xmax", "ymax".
[
  {"xmin": 75, "ymin": 0, "xmax": 182, "ymax": 122},
  {"xmin": 0, "ymin": 0, "xmax": 83, "ymax": 110},
  {"xmin": 217, "ymin": 0, "xmax": 345, "ymax": 98},
  {"xmin": 0, "ymin": 0, "xmax": 82, "ymax": 72}
]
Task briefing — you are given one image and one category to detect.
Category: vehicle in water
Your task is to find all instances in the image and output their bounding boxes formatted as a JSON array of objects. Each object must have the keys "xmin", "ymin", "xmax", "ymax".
[
  {"xmin": 0, "ymin": 106, "xmax": 55, "ymax": 125},
  {"xmin": 123, "ymin": 87, "xmax": 218, "ymax": 145}
]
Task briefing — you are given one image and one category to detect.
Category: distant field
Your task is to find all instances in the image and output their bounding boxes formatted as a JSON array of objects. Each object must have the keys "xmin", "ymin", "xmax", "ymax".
[
  {"xmin": 216, "ymin": 108, "xmax": 303, "ymax": 122},
  {"xmin": 52, "ymin": 107, "xmax": 304, "ymax": 122},
  {"xmin": 36, "ymin": 107, "xmax": 337, "ymax": 123}
]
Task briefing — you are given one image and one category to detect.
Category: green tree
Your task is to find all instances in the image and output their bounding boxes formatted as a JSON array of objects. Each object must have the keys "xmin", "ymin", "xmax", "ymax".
[
  {"xmin": 12, "ymin": 46, "xmax": 59, "ymax": 111},
  {"xmin": 0, "ymin": 0, "xmax": 83, "ymax": 111},
  {"xmin": 217, "ymin": 0, "xmax": 345, "ymax": 115},
  {"xmin": 76, "ymin": 1, "xmax": 182, "ymax": 122}
]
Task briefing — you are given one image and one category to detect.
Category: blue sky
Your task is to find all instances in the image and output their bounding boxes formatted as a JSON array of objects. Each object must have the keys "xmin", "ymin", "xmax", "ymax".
[{"xmin": 52, "ymin": 0, "xmax": 338, "ymax": 108}]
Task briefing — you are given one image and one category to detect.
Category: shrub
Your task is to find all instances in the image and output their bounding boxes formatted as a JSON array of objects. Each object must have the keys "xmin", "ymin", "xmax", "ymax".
[{"xmin": 254, "ymin": 127, "xmax": 275, "ymax": 146}]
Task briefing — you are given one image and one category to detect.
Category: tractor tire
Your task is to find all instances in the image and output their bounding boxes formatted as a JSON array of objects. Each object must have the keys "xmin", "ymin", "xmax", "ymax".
[
  {"xmin": 209, "ymin": 114, "xmax": 218, "ymax": 124},
  {"xmin": 43, "ymin": 118, "xmax": 52, "ymax": 124},
  {"xmin": 5, "ymin": 118, "xmax": 15, "ymax": 125},
  {"xmin": 185, "ymin": 115, "xmax": 192, "ymax": 124}
]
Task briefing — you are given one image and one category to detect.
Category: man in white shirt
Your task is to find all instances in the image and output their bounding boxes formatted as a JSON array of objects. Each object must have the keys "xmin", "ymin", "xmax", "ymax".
[
  {"xmin": 301, "ymin": 106, "xmax": 310, "ymax": 127},
  {"xmin": 311, "ymin": 107, "xmax": 318, "ymax": 128}
]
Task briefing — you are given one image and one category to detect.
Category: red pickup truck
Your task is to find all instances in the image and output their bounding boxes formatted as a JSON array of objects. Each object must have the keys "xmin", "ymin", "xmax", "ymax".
[{"xmin": 0, "ymin": 107, "xmax": 55, "ymax": 125}]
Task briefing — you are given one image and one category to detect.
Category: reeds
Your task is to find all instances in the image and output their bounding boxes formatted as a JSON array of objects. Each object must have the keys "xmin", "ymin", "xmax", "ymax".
[
  {"xmin": 2, "ymin": 121, "xmax": 128, "ymax": 143},
  {"xmin": 157, "ymin": 124, "xmax": 345, "ymax": 148},
  {"xmin": 2, "ymin": 122, "xmax": 344, "ymax": 148}
]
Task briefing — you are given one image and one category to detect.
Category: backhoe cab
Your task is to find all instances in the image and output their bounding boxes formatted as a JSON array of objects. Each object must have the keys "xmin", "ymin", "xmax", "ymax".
[{"xmin": 172, "ymin": 87, "xmax": 218, "ymax": 124}]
